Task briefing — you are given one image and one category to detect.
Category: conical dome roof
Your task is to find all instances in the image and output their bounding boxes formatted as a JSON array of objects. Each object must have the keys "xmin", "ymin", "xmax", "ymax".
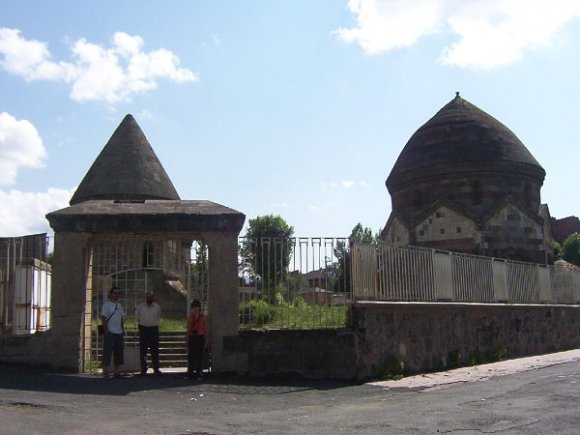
[
  {"xmin": 387, "ymin": 93, "xmax": 545, "ymax": 190},
  {"xmin": 70, "ymin": 114, "xmax": 180, "ymax": 205}
]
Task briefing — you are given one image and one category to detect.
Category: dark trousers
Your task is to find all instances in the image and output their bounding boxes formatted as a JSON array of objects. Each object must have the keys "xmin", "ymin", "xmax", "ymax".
[
  {"xmin": 187, "ymin": 335, "xmax": 205, "ymax": 377},
  {"xmin": 103, "ymin": 332, "xmax": 124, "ymax": 367},
  {"xmin": 139, "ymin": 325, "xmax": 160, "ymax": 373}
]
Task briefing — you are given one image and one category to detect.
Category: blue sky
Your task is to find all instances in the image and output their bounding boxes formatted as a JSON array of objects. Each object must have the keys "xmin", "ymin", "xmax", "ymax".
[{"xmin": 1, "ymin": 0, "xmax": 579, "ymax": 238}]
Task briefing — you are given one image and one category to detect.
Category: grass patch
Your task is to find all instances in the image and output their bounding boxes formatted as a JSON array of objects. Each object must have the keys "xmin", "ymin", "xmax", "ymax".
[
  {"xmin": 90, "ymin": 298, "xmax": 347, "ymax": 334},
  {"xmin": 239, "ymin": 298, "xmax": 348, "ymax": 330},
  {"xmin": 91, "ymin": 317, "xmax": 186, "ymax": 334},
  {"xmin": 157, "ymin": 318, "xmax": 187, "ymax": 332}
]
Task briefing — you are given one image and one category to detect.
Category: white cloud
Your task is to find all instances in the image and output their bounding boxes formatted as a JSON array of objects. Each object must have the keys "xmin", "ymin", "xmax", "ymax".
[
  {"xmin": 0, "ymin": 112, "xmax": 47, "ymax": 185},
  {"xmin": 336, "ymin": 0, "xmax": 580, "ymax": 69},
  {"xmin": 0, "ymin": 187, "xmax": 74, "ymax": 236},
  {"xmin": 335, "ymin": 0, "xmax": 444, "ymax": 54},
  {"xmin": 341, "ymin": 180, "xmax": 355, "ymax": 188},
  {"xmin": 0, "ymin": 28, "xmax": 198, "ymax": 104},
  {"xmin": 0, "ymin": 28, "xmax": 76, "ymax": 81}
]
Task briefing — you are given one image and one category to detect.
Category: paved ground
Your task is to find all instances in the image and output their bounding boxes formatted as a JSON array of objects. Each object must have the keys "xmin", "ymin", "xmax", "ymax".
[{"xmin": 1, "ymin": 349, "xmax": 579, "ymax": 434}]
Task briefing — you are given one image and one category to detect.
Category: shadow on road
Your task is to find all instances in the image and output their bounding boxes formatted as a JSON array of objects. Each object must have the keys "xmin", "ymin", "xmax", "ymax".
[{"xmin": 0, "ymin": 364, "xmax": 353, "ymax": 396}]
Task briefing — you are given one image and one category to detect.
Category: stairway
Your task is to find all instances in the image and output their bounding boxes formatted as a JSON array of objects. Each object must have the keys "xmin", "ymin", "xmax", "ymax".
[
  {"xmin": 90, "ymin": 331, "xmax": 189, "ymax": 369},
  {"xmin": 158, "ymin": 331, "xmax": 188, "ymax": 368}
]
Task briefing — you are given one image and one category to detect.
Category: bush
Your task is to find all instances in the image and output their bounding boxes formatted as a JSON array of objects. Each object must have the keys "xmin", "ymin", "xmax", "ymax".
[
  {"xmin": 239, "ymin": 297, "xmax": 348, "ymax": 330},
  {"xmin": 239, "ymin": 299, "xmax": 275, "ymax": 326},
  {"xmin": 562, "ymin": 233, "xmax": 580, "ymax": 266},
  {"xmin": 375, "ymin": 354, "xmax": 405, "ymax": 380},
  {"xmin": 254, "ymin": 300, "xmax": 275, "ymax": 325}
]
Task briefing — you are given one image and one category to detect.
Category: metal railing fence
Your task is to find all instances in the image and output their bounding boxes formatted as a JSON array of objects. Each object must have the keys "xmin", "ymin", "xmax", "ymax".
[
  {"xmin": 0, "ymin": 234, "xmax": 51, "ymax": 334},
  {"xmin": 352, "ymin": 243, "xmax": 580, "ymax": 304},
  {"xmin": 238, "ymin": 237, "xmax": 350, "ymax": 329}
]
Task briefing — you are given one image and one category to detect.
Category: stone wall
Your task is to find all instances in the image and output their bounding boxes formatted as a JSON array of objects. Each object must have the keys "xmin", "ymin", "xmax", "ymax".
[
  {"xmin": 352, "ymin": 302, "xmax": 580, "ymax": 380},
  {"xmin": 223, "ymin": 302, "xmax": 580, "ymax": 381},
  {"xmin": 551, "ymin": 216, "xmax": 580, "ymax": 244},
  {"xmin": 3, "ymin": 301, "xmax": 579, "ymax": 379},
  {"xmin": 223, "ymin": 329, "xmax": 357, "ymax": 379}
]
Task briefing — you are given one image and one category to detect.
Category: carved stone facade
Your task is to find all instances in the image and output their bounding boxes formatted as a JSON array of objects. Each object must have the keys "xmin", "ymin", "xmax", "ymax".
[{"xmin": 381, "ymin": 94, "xmax": 553, "ymax": 264}]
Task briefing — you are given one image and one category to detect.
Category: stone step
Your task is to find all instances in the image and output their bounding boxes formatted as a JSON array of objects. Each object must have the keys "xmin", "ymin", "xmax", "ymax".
[
  {"xmin": 89, "ymin": 331, "xmax": 194, "ymax": 370},
  {"xmin": 90, "ymin": 355, "xmax": 188, "ymax": 368},
  {"xmin": 91, "ymin": 346, "xmax": 188, "ymax": 354},
  {"xmin": 92, "ymin": 334, "xmax": 187, "ymax": 343}
]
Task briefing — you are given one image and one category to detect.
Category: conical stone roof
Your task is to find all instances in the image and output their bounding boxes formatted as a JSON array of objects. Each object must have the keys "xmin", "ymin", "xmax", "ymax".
[
  {"xmin": 70, "ymin": 114, "xmax": 180, "ymax": 205},
  {"xmin": 387, "ymin": 93, "xmax": 545, "ymax": 190}
]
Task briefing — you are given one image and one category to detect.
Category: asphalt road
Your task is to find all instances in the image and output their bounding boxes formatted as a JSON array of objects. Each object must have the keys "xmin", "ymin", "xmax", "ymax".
[{"xmin": 1, "ymin": 351, "xmax": 579, "ymax": 434}]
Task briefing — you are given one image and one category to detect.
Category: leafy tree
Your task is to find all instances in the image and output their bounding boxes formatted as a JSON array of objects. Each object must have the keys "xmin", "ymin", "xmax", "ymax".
[
  {"xmin": 552, "ymin": 241, "xmax": 562, "ymax": 260},
  {"xmin": 240, "ymin": 215, "xmax": 294, "ymax": 299},
  {"xmin": 190, "ymin": 240, "xmax": 209, "ymax": 297},
  {"xmin": 561, "ymin": 233, "xmax": 580, "ymax": 266},
  {"xmin": 350, "ymin": 223, "xmax": 376, "ymax": 244},
  {"xmin": 334, "ymin": 223, "xmax": 378, "ymax": 292}
]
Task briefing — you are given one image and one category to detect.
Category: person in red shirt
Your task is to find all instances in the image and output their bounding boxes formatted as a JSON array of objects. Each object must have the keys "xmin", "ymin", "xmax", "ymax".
[{"xmin": 186, "ymin": 300, "xmax": 207, "ymax": 380}]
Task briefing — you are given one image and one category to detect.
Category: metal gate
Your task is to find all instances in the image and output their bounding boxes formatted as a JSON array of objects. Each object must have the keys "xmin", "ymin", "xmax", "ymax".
[{"xmin": 82, "ymin": 238, "xmax": 208, "ymax": 373}]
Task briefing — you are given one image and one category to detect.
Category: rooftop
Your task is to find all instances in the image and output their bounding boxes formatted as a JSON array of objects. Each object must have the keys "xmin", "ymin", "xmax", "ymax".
[
  {"xmin": 387, "ymin": 93, "xmax": 545, "ymax": 189},
  {"xmin": 70, "ymin": 114, "xmax": 180, "ymax": 205}
]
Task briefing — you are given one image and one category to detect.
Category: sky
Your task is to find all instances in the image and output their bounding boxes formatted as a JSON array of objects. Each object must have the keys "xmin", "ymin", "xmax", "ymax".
[{"xmin": 1, "ymin": 0, "xmax": 580, "ymax": 240}]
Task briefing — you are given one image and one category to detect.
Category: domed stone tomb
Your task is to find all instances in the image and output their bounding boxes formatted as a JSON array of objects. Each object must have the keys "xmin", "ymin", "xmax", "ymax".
[{"xmin": 381, "ymin": 93, "xmax": 553, "ymax": 264}]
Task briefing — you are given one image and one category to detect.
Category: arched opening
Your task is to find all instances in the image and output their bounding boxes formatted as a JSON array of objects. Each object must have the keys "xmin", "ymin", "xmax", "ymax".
[{"xmin": 83, "ymin": 238, "xmax": 210, "ymax": 373}]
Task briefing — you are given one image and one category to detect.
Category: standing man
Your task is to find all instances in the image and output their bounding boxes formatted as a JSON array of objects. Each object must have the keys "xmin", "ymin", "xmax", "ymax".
[
  {"xmin": 101, "ymin": 286, "xmax": 126, "ymax": 380},
  {"xmin": 135, "ymin": 291, "xmax": 162, "ymax": 376}
]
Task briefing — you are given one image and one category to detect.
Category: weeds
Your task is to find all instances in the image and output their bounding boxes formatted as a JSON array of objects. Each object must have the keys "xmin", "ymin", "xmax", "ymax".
[
  {"xmin": 375, "ymin": 354, "xmax": 405, "ymax": 380},
  {"xmin": 239, "ymin": 297, "xmax": 348, "ymax": 330}
]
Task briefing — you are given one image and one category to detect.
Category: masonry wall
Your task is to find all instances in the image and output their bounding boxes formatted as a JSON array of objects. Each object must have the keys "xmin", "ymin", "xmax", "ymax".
[
  {"xmin": 352, "ymin": 302, "xmax": 580, "ymax": 380},
  {"xmin": 223, "ymin": 329, "xmax": 357, "ymax": 379},
  {"xmin": 3, "ymin": 301, "xmax": 579, "ymax": 378},
  {"xmin": 223, "ymin": 302, "xmax": 580, "ymax": 381}
]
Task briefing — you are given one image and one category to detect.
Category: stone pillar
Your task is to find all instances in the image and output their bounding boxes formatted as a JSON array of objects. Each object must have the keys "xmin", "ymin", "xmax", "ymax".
[
  {"xmin": 43, "ymin": 231, "xmax": 92, "ymax": 371},
  {"xmin": 206, "ymin": 232, "xmax": 247, "ymax": 374}
]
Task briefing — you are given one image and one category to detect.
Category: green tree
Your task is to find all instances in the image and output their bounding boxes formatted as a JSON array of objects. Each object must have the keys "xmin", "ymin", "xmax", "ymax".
[
  {"xmin": 350, "ymin": 223, "xmax": 376, "ymax": 244},
  {"xmin": 240, "ymin": 215, "xmax": 294, "ymax": 299},
  {"xmin": 561, "ymin": 233, "xmax": 580, "ymax": 266},
  {"xmin": 334, "ymin": 223, "xmax": 378, "ymax": 292},
  {"xmin": 553, "ymin": 241, "xmax": 562, "ymax": 260},
  {"xmin": 190, "ymin": 241, "xmax": 209, "ymax": 299}
]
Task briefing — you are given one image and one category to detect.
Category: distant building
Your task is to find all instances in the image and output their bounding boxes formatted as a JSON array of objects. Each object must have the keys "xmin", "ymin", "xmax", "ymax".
[
  {"xmin": 381, "ymin": 93, "xmax": 553, "ymax": 264},
  {"xmin": 302, "ymin": 268, "xmax": 337, "ymax": 290},
  {"xmin": 551, "ymin": 216, "xmax": 580, "ymax": 244}
]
